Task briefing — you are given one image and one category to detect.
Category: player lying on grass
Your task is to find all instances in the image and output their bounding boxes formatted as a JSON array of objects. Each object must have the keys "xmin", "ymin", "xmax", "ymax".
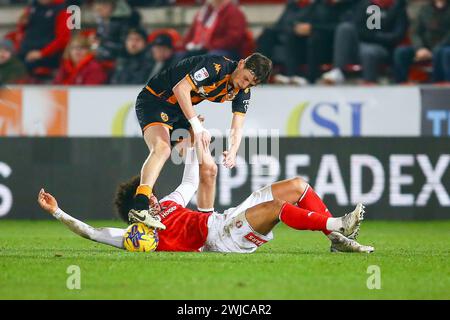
[{"xmin": 38, "ymin": 146, "xmax": 374, "ymax": 253}]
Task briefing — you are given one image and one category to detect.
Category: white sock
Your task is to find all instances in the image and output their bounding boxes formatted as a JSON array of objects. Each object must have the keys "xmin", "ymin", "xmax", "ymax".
[
  {"xmin": 197, "ymin": 207, "xmax": 214, "ymax": 213},
  {"xmin": 326, "ymin": 217, "xmax": 343, "ymax": 232}
]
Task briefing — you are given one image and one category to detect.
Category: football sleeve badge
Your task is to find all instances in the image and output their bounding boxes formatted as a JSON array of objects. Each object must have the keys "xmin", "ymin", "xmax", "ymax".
[{"xmin": 194, "ymin": 67, "xmax": 210, "ymax": 82}]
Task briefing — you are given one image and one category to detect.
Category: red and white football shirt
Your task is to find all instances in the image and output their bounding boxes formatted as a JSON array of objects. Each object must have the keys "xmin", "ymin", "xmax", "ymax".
[{"xmin": 155, "ymin": 200, "xmax": 211, "ymax": 252}]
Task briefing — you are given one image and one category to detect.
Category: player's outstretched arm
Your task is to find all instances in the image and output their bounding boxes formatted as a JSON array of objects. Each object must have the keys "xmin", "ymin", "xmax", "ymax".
[
  {"xmin": 38, "ymin": 188, "xmax": 126, "ymax": 249},
  {"xmin": 160, "ymin": 146, "xmax": 200, "ymax": 207},
  {"xmin": 223, "ymin": 113, "xmax": 245, "ymax": 169},
  {"xmin": 173, "ymin": 78, "xmax": 211, "ymax": 149}
]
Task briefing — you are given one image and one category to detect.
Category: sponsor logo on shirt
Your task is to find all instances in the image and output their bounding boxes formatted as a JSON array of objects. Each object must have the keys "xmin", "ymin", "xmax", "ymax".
[
  {"xmin": 159, "ymin": 205, "xmax": 178, "ymax": 220},
  {"xmin": 244, "ymin": 232, "xmax": 268, "ymax": 247},
  {"xmin": 214, "ymin": 63, "xmax": 221, "ymax": 74},
  {"xmin": 194, "ymin": 68, "xmax": 209, "ymax": 82}
]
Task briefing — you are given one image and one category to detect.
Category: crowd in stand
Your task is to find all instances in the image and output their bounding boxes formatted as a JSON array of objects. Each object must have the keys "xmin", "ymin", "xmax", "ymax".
[
  {"xmin": 0, "ymin": 0, "xmax": 449, "ymax": 86},
  {"xmin": 259, "ymin": 0, "xmax": 450, "ymax": 85}
]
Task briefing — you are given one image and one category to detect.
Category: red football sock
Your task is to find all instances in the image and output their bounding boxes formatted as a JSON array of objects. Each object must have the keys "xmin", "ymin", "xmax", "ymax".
[
  {"xmin": 297, "ymin": 185, "xmax": 332, "ymax": 235},
  {"xmin": 279, "ymin": 203, "xmax": 329, "ymax": 232},
  {"xmin": 297, "ymin": 185, "xmax": 332, "ymax": 216}
]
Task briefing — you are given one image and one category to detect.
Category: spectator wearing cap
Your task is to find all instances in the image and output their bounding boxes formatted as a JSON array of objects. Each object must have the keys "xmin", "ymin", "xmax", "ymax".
[
  {"xmin": 394, "ymin": 0, "xmax": 450, "ymax": 83},
  {"xmin": 110, "ymin": 28, "xmax": 154, "ymax": 84},
  {"xmin": 0, "ymin": 39, "xmax": 27, "ymax": 85},
  {"xmin": 92, "ymin": 0, "xmax": 142, "ymax": 61},
  {"xmin": 147, "ymin": 33, "xmax": 178, "ymax": 79},
  {"xmin": 17, "ymin": 0, "xmax": 71, "ymax": 75},
  {"xmin": 53, "ymin": 36, "xmax": 108, "ymax": 85},
  {"xmin": 183, "ymin": 0, "xmax": 247, "ymax": 59}
]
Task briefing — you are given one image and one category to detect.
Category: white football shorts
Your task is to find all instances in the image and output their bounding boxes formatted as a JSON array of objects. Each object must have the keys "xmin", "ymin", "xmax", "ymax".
[{"xmin": 202, "ymin": 185, "xmax": 274, "ymax": 253}]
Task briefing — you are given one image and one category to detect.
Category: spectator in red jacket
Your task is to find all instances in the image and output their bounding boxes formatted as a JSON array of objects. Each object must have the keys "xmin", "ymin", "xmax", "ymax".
[
  {"xmin": 54, "ymin": 36, "xmax": 108, "ymax": 85},
  {"xmin": 18, "ymin": 0, "xmax": 71, "ymax": 77},
  {"xmin": 183, "ymin": 0, "xmax": 247, "ymax": 59}
]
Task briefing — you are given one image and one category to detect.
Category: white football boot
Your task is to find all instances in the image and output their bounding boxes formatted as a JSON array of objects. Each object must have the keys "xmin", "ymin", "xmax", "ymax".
[
  {"xmin": 347, "ymin": 223, "xmax": 360, "ymax": 240},
  {"xmin": 273, "ymin": 74, "xmax": 291, "ymax": 84},
  {"xmin": 338, "ymin": 203, "xmax": 365, "ymax": 237},
  {"xmin": 128, "ymin": 209, "xmax": 166, "ymax": 230},
  {"xmin": 273, "ymin": 74, "xmax": 309, "ymax": 86},
  {"xmin": 290, "ymin": 76, "xmax": 309, "ymax": 86},
  {"xmin": 328, "ymin": 232, "xmax": 374, "ymax": 253},
  {"xmin": 321, "ymin": 68, "xmax": 345, "ymax": 85}
]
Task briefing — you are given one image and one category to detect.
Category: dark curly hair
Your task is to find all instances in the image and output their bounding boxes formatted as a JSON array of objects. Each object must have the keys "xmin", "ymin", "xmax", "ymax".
[
  {"xmin": 114, "ymin": 175, "xmax": 159, "ymax": 223},
  {"xmin": 114, "ymin": 175, "xmax": 140, "ymax": 223}
]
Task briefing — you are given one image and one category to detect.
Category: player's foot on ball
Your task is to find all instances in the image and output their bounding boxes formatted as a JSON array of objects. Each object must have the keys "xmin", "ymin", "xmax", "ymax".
[
  {"xmin": 328, "ymin": 232, "xmax": 374, "ymax": 253},
  {"xmin": 128, "ymin": 209, "xmax": 166, "ymax": 230},
  {"xmin": 339, "ymin": 203, "xmax": 365, "ymax": 237}
]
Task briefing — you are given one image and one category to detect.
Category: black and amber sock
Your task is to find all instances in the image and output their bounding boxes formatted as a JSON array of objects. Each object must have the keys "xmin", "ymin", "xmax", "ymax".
[{"xmin": 133, "ymin": 185, "xmax": 152, "ymax": 211}]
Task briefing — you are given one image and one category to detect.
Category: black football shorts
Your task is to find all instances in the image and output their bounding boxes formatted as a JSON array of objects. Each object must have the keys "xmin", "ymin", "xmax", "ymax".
[{"xmin": 135, "ymin": 88, "xmax": 191, "ymax": 136}]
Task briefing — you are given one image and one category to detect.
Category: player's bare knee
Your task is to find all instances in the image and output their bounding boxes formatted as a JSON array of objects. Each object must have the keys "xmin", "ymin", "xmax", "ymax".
[
  {"xmin": 200, "ymin": 163, "xmax": 217, "ymax": 184},
  {"xmin": 262, "ymin": 198, "xmax": 284, "ymax": 213},
  {"xmin": 201, "ymin": 162, "xmax": 218, "ymax": 176},
  {"xmin": 268, "ymin": 198, "xmax": 285, "ymax": 219},
  {"xmin": 292, "ymin": 177, "xmax": 308, "ymax": 194},
  {"xmin": 271, "ymin": 198, "xmax": 285, "ymax": 209}
]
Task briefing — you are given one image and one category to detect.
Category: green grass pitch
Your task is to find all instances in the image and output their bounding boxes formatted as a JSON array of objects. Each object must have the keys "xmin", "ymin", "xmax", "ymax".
[{"xmin": 1, "ymin": 220, "xmax": 449, "ymax": 299}]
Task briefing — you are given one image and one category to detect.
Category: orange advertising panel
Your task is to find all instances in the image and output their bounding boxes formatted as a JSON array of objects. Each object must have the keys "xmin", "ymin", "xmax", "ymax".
[
  {"xmin": 22, "ymin": 88, "xmax": 68, "ymax": 136},
  {"xmin": 46, "ymin": 90, "xmax": 68, "ymax": 136},
  {"xmin": 0, "ymin": 88, "xmax": 68, "ymax": 137},
  {"xmin": 0, "ymin": 89, "xmax": 22, "ymax": 136}
]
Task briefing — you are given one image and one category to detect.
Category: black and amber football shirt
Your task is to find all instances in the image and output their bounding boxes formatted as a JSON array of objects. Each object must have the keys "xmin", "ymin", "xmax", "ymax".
[{"xmin": 144, "ymin": 55, "xmax": 251, "ymax": 116}]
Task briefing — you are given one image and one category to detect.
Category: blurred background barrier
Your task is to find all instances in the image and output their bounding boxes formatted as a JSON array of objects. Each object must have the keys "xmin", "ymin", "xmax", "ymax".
[
  {"xmin": 0, "ymin": 137, "xmax": 448, "ymax": 220},
  {"xmin": 1, "ymin": 85, "xmax": 449, "ymax": 137}
]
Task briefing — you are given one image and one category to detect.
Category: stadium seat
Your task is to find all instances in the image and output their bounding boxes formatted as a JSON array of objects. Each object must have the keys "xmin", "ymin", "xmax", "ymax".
[
  {"xmin": 26, "ymin": 66, "xmax": 54, "ymax": 84},
  {"xmin": 408, "ymin": 61, "xmax": 432, "ymax": 83}
]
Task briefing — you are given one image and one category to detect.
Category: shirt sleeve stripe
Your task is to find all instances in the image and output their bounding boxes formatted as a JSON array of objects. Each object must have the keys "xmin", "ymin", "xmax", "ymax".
[{"xmin": 185, "ymin": 74, "xmax": 198, "ymax": 92}]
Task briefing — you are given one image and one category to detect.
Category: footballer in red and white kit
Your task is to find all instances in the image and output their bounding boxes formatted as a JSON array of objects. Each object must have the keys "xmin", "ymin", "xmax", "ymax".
[
  {"xmin": 154, "ymin": 185, "xmax": 274, "ymax": 253},
  {"xmin": 38, "ymin": 147, "xmax": 374, "ymax": 254}
]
